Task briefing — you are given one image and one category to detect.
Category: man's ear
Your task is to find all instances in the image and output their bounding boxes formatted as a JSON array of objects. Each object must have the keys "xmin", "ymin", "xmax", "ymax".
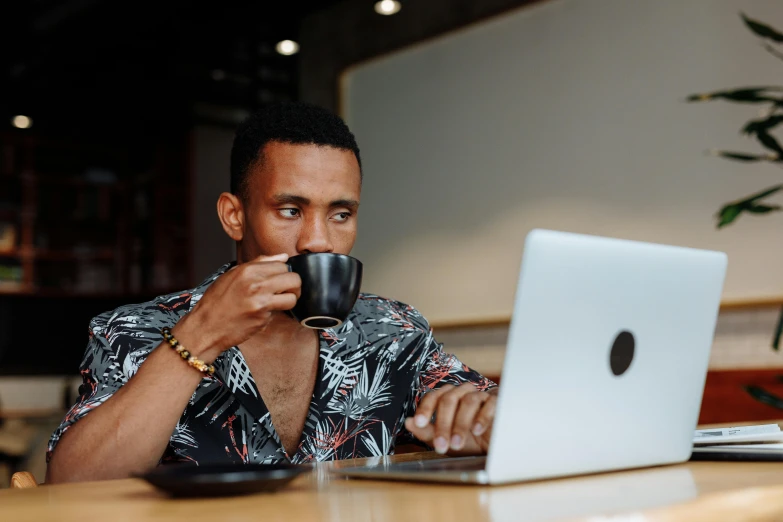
[{"xmin": 217, "ymin": 192, "xmax": 244, "ymax": 242}]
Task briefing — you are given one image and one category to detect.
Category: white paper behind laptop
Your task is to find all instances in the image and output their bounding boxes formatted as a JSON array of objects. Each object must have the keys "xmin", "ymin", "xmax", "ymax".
[{"xmin": 485, "ymin": 229, "xmax": 727, "ymax": 483}]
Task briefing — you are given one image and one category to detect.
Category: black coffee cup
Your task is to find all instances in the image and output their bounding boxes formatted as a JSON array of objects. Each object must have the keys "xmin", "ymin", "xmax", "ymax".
[{"xmin": 286, "ymin": 253, "xmax": 363, "ymax": 329}]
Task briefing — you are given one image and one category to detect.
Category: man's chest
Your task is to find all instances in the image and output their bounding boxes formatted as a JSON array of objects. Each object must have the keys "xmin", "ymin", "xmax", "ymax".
[
  {"xmin": 243, "ymin": 343, "xmax": 319, "ymax": 454},
  {"xmin": 165, "ymin": 331, "xmax": 425, "ymax": 464}
]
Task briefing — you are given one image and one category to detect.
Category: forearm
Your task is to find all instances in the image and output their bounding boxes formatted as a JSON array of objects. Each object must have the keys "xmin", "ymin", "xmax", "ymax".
[
  {"xmin": 46, "ymin": 258, "xmax": 296, "ymax": 483},
  {"xmin": 46, "ymin": 338, "xmax": 208, "ymax": 484}
]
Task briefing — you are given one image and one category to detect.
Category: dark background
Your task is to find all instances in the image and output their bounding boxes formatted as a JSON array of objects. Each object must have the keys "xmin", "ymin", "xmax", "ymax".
[{"xmin": 0, "ymin": 0, "xmax": 535, "ymax": 375}]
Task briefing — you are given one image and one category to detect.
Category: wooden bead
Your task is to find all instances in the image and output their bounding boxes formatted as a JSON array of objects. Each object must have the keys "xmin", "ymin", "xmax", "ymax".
[{"xmin": 160, "ymin": 327, "xmax": 214, "ymax": 376}]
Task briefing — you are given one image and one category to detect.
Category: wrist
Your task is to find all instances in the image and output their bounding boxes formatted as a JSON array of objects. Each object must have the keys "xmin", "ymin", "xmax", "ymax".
[
  {"xmin": 172, "ymin": 314, "xmax": 221, "ymax": 363},
  {"xmin": 161, "ymin": 326, "xmax": 216, "ymax": 376}
]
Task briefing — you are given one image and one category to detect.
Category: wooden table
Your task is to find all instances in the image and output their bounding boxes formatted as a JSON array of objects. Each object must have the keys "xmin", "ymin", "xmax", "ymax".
[{"xmin": 4, "ymin": 451, "xmax": 783, "ymax": 522}]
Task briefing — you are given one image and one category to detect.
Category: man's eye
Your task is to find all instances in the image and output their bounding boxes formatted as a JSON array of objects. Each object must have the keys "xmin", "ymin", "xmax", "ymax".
[
  {"xmin": 332, "ymin": 212, "xmax": 351, "ymax": 222},
  {"xmin": 279, "ymin": 208, "xmax": 300, "ymax": 218}
]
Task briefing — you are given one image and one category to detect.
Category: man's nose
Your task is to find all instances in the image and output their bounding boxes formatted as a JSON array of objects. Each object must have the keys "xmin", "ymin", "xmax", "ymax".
[{"xmin": 297, "ymin": 216, "xmax": 334, "ymax": 254}]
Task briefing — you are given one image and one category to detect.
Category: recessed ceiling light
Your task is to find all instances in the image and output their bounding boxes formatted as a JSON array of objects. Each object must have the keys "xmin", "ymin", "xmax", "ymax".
[
  {"xmin": 11, "ymin": 115, "xmax": 32, "ymax": 129},
  {"xmin": 275, "ymin": 40, "xmax": 300, "ymax": 56},
  {"xmin": 374, "ymin": 0, "xmax": 401, "ymax": 15}
]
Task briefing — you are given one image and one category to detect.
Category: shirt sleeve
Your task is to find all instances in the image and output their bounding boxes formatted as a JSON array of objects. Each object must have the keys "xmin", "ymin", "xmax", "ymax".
[
  {"xmin": 47, "ymin": 316, "xmax": 142, "ymax": 462},
  {"xmin": 395, "ymin": 328, "xmax": 497, "ymax": 448}
]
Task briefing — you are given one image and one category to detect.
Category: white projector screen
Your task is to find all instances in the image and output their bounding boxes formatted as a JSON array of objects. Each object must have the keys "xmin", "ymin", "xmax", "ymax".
[{"xmin": 342, "ymin": 0, "xmax": 783, "ymax": 325}]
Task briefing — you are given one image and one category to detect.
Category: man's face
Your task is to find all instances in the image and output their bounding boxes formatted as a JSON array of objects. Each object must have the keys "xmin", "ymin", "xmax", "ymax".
[{"xmin": 238, "ymin": 141, "xmax": 361, "ymax": 260}]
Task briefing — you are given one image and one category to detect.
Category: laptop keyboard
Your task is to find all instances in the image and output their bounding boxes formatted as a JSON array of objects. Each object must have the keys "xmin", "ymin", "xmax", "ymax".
[{"xmin": 387, "ymin": 456, "xmax": 487, "ymax": 472}]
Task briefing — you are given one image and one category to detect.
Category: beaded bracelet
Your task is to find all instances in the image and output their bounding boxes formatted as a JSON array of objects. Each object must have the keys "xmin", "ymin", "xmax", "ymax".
[{"xmin": 161, "ymin": 327, "xmax": 215, "ymax": 376}]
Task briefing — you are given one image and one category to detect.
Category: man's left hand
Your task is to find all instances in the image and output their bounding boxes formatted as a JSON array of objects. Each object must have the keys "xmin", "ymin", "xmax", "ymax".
[{"xmin": 404, "ymin": 383, "xmax": 498, "ymax": 456}]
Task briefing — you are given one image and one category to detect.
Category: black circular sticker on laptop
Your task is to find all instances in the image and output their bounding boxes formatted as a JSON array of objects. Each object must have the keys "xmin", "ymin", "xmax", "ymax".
[{"xmin": 610, "ymin": 330, "xmax": 635, "ymax": 376}]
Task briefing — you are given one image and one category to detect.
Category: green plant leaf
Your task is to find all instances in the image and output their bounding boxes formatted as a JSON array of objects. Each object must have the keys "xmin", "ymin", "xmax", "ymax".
[
  {"xmin": 715, "ymin": 185, "xmax": 783, "ymax": 228},
  {"xmin": 741, "ymin": 115, "xmax": 783, "ymax": 136},
  {"xmin": 747, "ymin": 185, "xmax": 783, "ymax": 201},
  {"xmin": 717, "ymin": 204, "xmax": 743, "ymax": 228},
  {"xmin": 763, "ymin": 42, "xmax": 783, "ymax": 63},
  {"xmin": 742, "ymin": 13, "xmax": 783, "ymax": 43},
  {"xmin": 757, "ymin": 131, "xmax": 783, "ymax": 157},
  {"xmin": 744, "ymin": 385, "xmax": 783, "ymax": 409},
  {"xmin": 745, "ymin": 203, "xmax": 782, "ymax": 214},
  {"xmin": 686, "ymin": 87, "xmax": 783, "ymax": 104},
  {"xmin": 773, "ymin": 306, "xmax": 783, "ymax": 351},
  {"xmin": 742, "ymin": 116, "xmax": 783, "ymax": 157},
  {"xmin": 710, "ymin": 150, "xmax": 774, "ymax": 162}
]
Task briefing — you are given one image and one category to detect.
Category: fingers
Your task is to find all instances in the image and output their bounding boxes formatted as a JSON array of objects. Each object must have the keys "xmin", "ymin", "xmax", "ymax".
[
  {"xmin": 216, "ymin": 255, "xmax": 303, "ymax": 317},
  {"xmin": 472, "ymin": 394, "xmax": 496, "ymax": 438},
  {"xmin": 403, "ymin": 387, "xmax": 446, "ymax": 445},
  {"xmin": 249, "ymin": 273, "xmax": 302, "ymax": 311},
  {"xmin": 404, "ymin": 384, "xmax": 498, "ymax": 456},
  {"xmin": 259, "ymin": 272, "xmax": 302, "ymax": 296},
  {"xmin": 227, "ymin": 254, "xmax": 289, "ymax": 275},
  {"xmin": 431, "ymin": 384, "xmax": 478, "ymax": 453},
  {"xmin": 410, "ymin": 385, "xmax": 450, "ymax": 434},
  {"xmin": 451, "ymin": 392, "xmax": 490, "ymax": 451},
  {"xmin": 188, "ymin": 254, "xmax": 298, "ymax": 351},
  {"xmin": 253, "ymin": 253, "xmax": 289, "ymax": 263},
  {"xmin": 243, "ymin": 258, "xmax": 291, "ymax": 276},
  {"xmin": 241, "ymin": 259, "xmax": 302, "ymax": 299},
  {"xmin": 264, "ymin": 292, "xmax": 298, "ymax": 312},
  {"xmin": 405, "ymin": 384, "xmax": 477, "ymax": 454}
]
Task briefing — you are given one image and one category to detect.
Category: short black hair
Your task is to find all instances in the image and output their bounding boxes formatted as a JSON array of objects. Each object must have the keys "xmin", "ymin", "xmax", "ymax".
[{"xmin": 230, "ymin": 102, "xmax": 362, "ymax": 199}]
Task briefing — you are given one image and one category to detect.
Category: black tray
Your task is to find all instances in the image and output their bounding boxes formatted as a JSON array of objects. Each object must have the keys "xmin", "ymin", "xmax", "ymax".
[{"xmin": 137, "ymin": 463, "xmax": 309, "ymax": 497}]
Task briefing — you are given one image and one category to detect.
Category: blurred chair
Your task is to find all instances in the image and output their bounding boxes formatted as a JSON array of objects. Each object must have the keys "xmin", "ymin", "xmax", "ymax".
[{"xmin": 11, "ymin": 471, "xmax": 37, "ymax": 488}]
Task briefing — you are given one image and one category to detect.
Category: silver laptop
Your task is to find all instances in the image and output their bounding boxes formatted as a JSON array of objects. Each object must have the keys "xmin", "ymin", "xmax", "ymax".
[{"xmin": 334, "ymin": 229, "xmax": 727, "ymax": 485}]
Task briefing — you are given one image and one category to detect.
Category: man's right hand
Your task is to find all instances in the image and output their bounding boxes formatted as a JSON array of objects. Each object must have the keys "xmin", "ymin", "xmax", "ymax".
[{"xmin": 173, "ymin": 254, "xmax": 301, "ymax": 361}]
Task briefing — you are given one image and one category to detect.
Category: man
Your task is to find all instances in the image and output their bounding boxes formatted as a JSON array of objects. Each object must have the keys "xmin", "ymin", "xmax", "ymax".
[{"xmin": 46, "ymin": 102, "xmax": 497, "ymax": 483}]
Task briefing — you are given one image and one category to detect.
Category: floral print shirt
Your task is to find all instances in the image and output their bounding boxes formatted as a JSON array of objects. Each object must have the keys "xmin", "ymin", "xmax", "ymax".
[{"xmin": 48, "ymin": 263, "xmax": 496, "ymax": 465}]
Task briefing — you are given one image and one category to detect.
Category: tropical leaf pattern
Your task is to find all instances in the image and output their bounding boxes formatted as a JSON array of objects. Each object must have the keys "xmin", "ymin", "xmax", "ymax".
[{"xmin": 47, "ymin": 263, "xmax": 496, "ymax": 465}]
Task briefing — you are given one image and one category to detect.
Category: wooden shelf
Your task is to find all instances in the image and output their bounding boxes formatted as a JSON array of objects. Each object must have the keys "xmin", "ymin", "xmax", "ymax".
[
  {"xmin": 0, "ymin": 247, "xmax": 115, "ymax": 261},
  {"xmin": 0, "ymin": 288, "xmax": 161, "ymax": 299},
  {"xmin": 0, "ymin": 209, "xmax": 19, "ymax": 220},
  {"xmin": 35, "ymin": 248, "xmax": 116, "ymax": 261},
  {"xmin": 34, "ymin": 176, "xmax": 128, "ymax": 189},
  {"xmin": 429, "ymin": 298, "xmax": 783, "ymax": 331},
  {"xmin": 0, "ymin": 130, "xmax": 193, "ymax": 298},
  {"xmin": 29, "ymin": 289, "xmax": 133, "ymax": 298},
  {"xmin": 0, "ymin": 283, "xmax": 32, "ymax": 295},
  {"xmin": 0, "ymin": 208, "xmax": 35, "ymax": 223}
]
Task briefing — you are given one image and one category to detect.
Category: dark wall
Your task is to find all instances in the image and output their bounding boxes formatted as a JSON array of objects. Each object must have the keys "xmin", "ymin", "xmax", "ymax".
[
  {"xmin": 0, "ymin": 294, "xmax": 157, "ymax": 375},
  {"xmin": 299, "ymin": 0, "xmax": 544, "ymax": 111}
]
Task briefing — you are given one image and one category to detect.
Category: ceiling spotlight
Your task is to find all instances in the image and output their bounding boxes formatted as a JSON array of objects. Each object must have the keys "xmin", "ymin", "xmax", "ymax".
[
  {"xmin": 275, "ymin": 40, "xmax": 300, "ymax": 56},
  {"xmin": 11, "ymin": 115, "xmax": 32, "ymax": 129},
  {"xmin": 374, "ymin": 0, "xmax": 401, "ymax": 15},
  {"xmin": 211, "ymin": 69, "xmax": 226, "ymax": 81}
]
